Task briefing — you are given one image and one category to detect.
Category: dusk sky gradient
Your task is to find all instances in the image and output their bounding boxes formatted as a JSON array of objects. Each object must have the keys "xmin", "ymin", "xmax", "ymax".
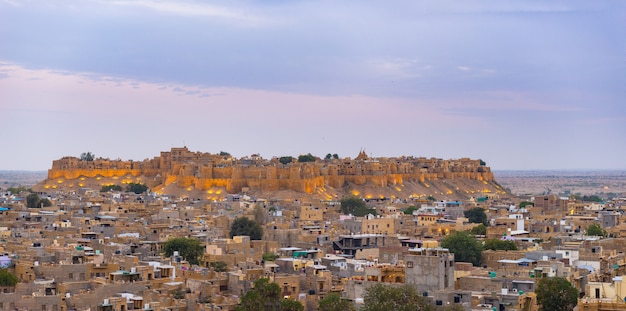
[{"xmin": 1, "ymin": 0, "xmax": 624, "ymax": 170}]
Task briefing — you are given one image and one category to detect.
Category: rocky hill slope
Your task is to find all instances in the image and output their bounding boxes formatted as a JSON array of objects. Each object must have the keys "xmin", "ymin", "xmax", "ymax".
[{"xmin": 34, "ymin": 147, "xmax": 508, "ymax": 201}]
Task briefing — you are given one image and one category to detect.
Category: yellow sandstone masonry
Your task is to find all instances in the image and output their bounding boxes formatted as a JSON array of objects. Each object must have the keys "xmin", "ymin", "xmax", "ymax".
[{"xmin": 39, "ymin": 147, "xmax": 496, "ymax": 195}]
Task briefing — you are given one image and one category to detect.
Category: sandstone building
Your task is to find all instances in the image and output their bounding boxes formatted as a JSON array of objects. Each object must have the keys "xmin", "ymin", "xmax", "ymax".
[{"xmin": 37, "ymin": 147, "xmax": 500, "ymax": 201}]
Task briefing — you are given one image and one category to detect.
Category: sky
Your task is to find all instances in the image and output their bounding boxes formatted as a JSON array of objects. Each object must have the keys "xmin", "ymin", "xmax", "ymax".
[{"xmin": 0, "ymin": 0, "xmax": 624, "ymax": 171}]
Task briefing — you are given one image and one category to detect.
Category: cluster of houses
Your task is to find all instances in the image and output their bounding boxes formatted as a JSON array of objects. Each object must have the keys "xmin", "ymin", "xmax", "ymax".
[{"xmin": 1, "ymin": 186, "xmax": 626, "ymax": 310}]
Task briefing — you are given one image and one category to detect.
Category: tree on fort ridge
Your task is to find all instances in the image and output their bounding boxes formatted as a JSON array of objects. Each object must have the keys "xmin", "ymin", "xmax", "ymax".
[
  {"xmin": 297, "ymin": 153, "xmax": 316, "ymax": 162},
  {"xmin": 80, "ymin": 152, "xmax": 95, "ymax": 161},
  {"xmin": 279, "ymin": 156, "xmax": 293, "ymax": 165},
  {"xmin": 324, "ymin": 153, "xmax": 340, "ymax": 160}
]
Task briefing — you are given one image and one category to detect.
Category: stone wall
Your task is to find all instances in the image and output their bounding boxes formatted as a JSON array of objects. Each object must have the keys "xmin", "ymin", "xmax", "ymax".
[{"xmin": 41, "ymin": 147, "xmax": 497, "ymax": 196}]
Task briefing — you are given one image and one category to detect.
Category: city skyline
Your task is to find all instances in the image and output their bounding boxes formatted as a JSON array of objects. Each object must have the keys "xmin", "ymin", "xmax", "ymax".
[{"xmin": 1, "ymin": 0, "xmax": 624, "ymax": 171}]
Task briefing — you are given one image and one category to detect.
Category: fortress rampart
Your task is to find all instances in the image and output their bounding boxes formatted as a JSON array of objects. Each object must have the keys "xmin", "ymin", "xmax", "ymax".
[{"xmin": 45, "ymin": 147, "xmax": 494, "ymax": 194}]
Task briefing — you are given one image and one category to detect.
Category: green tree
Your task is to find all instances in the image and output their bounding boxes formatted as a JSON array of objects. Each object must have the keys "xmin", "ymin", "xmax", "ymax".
[
  {"xmin": 126, "ymin": 182, "xmax": 148, "ymax": 194},
  {"xmin": 230, "ymin": 217, "xmax": 263, "ymax": 240},
  {"xmin": 483, "ymin": 239, "xmax": 517, "ymax": 251},
  {"xmin": 281, "ymin": 299, "xmax": 304, "ymax": 311},
  {"xmin": 162, "ymin": 237, "xmax": 204, "ymax": 265},
  {"xmin": 403, "ymin": 206, "xmax": 418, "ymax": 215},
  {"xmin": 80, "ymin": 152, "xmax": 95, "ymax": 161},
  {"xmin": 332, "ymin": 154, "xmax": 339, "ymax": 159},
  {"xmin": 236, "ymin": 278, "xmax": 304, "ymax": 311},
  {"xmin": 0, "ymin": 269, "xmax": 18, "ymax": 286},
  {"xmin": 7, "ymin": 186, "xmax": 29, "ymax": 194},
  {"xmin": 570, "ymin": 194, "xmax": 582, "ymax": 201},
  {"xmin": 586, "ymin": 223, "xmax": 607, "ymax": 237},
  {"xmin": 441, "ymin": 231, "xmax": 482, "ymax": 266},
  {"xmin": 279, "ymin": 156, "xmax": 293, "ymax": 165},
  {"xmin": 101, "ymin": 184, "xmax": 123, "ymax": 192},
  {"xmin": 236, "ymin": 278, "xmax": 281, "ymax": 311},
  {"xmin": 26, "ymin": 193, "xmax": 40, "ymax": 208},
  {"xmin": 339, "ymin": 196, "xmax": 376, "ymax": 217},
  {"xmin": 262, "ymin": 253, "xmax": 279, "ymax": 262},
  {"xmin": 40, "ymin": 198, "xmax": 52, "ymax": 207},
  {"xmin": 297, "ymin": 153, "xmax": 316, "ymax": 162},
  {"xmin": 519, "ymin": 201, "xmax": 534, "ymax": 208},
  {"xmin": 464, "ymin": 207, "xmax": 488, "ymax": 225},
  {"xmin": 362, "ymin": 283, "xmax": 433, "ymax": 311},
  {"xmin": 535, "ymin": 277, "xmax": 578, "ymax": 311},
  {"xmin": 427, "ymin": 195, "xmax": 436, "ymax": 202},
  {"xmin": 318, "ymin": 293, "xmax": 356, "ymax": 311},
  {"xmin": 325, "ymin": 153, "xmax": 333, "ymax": 160},
  {"xmin": 340, "ymin": 196, "xmax": 364, "ymax": 214},
  {"xmin": 210, "ymin": 261, "xmax": 228, "ymax": 272},
  {"xmin": 173, "ymin": 289, "xmax": 186, "ymax": 299},
  {"xmin": 219, "ymin": 151, "xmax": 231, "ymax": 156},
  {"xmin": 582, "ymin": 195, "xmax": 603, "ymax": 202},
  {"xmin": 470, "ymin": 224, "xmax": 487, "ymax": 236}
]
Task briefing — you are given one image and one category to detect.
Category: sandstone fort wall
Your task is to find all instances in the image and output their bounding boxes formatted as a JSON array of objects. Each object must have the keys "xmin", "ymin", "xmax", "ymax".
[{"xmin": 45, "ymin": 147, "xmax": 494, "ymax": 194}]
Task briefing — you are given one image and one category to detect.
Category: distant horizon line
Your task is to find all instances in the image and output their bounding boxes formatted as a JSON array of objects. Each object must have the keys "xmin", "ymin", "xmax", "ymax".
[{"xmin": 1, "ymin": 168, "xmax": 626, "ymax": 173}]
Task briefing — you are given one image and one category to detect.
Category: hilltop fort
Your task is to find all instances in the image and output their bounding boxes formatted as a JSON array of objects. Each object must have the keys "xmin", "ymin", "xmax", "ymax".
[{"xmin": 35, "ymin": 147, "xmax": 504, "ymax": 200}]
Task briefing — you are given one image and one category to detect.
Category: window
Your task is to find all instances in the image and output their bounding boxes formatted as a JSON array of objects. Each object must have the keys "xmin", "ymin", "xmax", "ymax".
[{"xmin": 407, "ymin": 261, "xmax": 414, "ymax": 268}]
